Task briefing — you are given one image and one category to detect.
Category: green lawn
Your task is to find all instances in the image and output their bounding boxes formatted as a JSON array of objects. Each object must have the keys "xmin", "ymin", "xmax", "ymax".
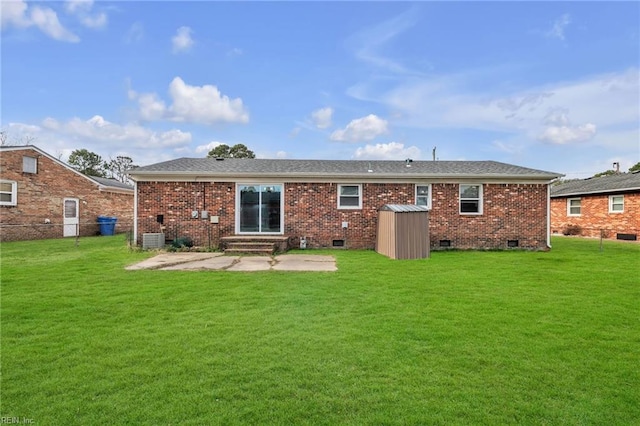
[{"xmin": 1, "ymin": 236, "xmax": 638, "ymax": 425}]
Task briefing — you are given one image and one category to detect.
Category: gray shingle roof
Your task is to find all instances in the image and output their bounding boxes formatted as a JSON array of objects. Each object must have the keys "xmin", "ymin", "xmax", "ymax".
[
  {"xmin": 550, "ymin": 172, "xmax": 640, "ymax": 197},
  {"xmin": 130, "ymin": 158, "xmax": 561, "ymax": 180},
  {"xmin": 91, "ymin": 176, "xmax": 134, "ymax": 190}
]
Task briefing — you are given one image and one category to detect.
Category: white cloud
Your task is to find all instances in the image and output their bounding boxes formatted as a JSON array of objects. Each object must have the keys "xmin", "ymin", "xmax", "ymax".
[
  {"xmin": 7, "ymin": 122, "xmax": 41, "ymax": 134},
  {"xmin": 353, "ymin": 67, "xmax": 638, "ymax": 154},
  {"xmin": 133, "ymin": 92, "xmax": 167, "ymax": 121},
  {"xmin": 67, "ymin": 116, "xmax": 190, "ymax": 148},
  {"xmin": 353, "ymin": 142, "xmax": 421, "ymax": 160},
  {"xmin": 491, "ymin": 140, "xmax": 523, "ymax": 155},
  {"xmin": 289, "ymin": 127, "xmax": 301, "ymax": 138},
  {"xmin": 124, "ymin": 22, "xmax": 144, "ymax": 44},
  {"xmin": 1, "ymin": 0, "xmax": 30, "ymax": 29},
  {"xmin": 546, "ymin": 13, "xmax": 571, "ymax": 41},
  {"xmin": 168, "ymin": 77, "xmax": 249, "ymax": 124},
  {"xmin": 331, "ymin": 114, "xmax": 388, "ymax": 142},
  {"xmin": 63, "ymin": 0, "xmax": 107, "ymax": 29},
  {"xmin": 538, "ymin": 123, "xmax": 597, "ymax": 145},
  {"xmin": 194, "ymin": 141, "xmax": 224, "ymax": 154},
  {"xmin": 29, "ymin": 5, "xmax": 80, "ymax": 42},
  {"xmin": 310, "ymin": 107, "xmax": 333, "ymax": 129},
  {"xmin": 7, "ymin": 117, "xmax": 193, "ymax": 166},
  {"xmin": 172, "ymin": 26, "xmax": 194, "ymax": 54},
  {"xmin": 1, "ymin": 0, "xmax": 108, "ymax": 40},
  {"xmin": 349, "ymin": 6, "xmax": 421, "ymax": 75},
  {"xmin": 40, "ymin": 115, "xmax": 191, "ymax": 148},
  {"xmin": 542, "ymin": 108, "xmax": 571, "ymax": 126},
  {"xmin": 41, "ymin": 117, "xmax": 60, "ymax": 130},
  {"xmin": 64, "ymin": 0, "xmax": 92, "ymax": 14},
  {"xmin": 130, "ymin": 77, "xmax": 249, "ymax": 125},
  {"xmin": 78, "ymin": 12, "xmax": 106, "ymax": 29}
]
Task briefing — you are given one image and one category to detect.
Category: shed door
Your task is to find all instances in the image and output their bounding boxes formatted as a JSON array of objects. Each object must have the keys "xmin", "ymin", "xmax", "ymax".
[{"xmin": 63, "ymin": 198, "xmax": 79, "ymax": 237}]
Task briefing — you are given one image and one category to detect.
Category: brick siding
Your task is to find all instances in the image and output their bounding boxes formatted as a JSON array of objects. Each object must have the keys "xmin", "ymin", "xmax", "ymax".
[
  {"xmin": 0, "ymin": 148, "xmax": 134, "ymax": 242},
  {"xmin": 136, "ymin": 181, "xmax": 550, "ymax": 250},
  {"xmin": 551, "ymin": 193, "xmax": 640, "ymax": 239}
]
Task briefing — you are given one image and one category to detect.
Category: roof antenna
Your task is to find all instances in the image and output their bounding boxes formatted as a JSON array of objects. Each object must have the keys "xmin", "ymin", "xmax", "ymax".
[
  {"xmin": 613, "ymin": 162, "xmax": 620, "ymax": 173},
  {"xmin": 432, "ymin": 147, "xmax": 436, "ymax": 161}
]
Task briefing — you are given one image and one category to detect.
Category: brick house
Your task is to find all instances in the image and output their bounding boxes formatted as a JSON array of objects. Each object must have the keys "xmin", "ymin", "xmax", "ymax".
[
  {"xmin": 130, "ymin": 158, "xmax": 561, "ymax": 251},
  {"xmin": 0, "ymin": 145, "xmax": 134, "ymax": 242},
  {"xmin": 550, "ymin": 172, "xmax": 640, "ymax": 240}
]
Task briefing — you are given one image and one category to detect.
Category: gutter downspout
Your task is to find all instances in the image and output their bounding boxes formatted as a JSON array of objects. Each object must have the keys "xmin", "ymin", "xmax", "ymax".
[
  {"xmin": 133, "ymin": 180, "xmax": 138, "ymax": 245},
  {"xmin": 547, "ymin": 183, "xmax": 551, "ymax": 249}
]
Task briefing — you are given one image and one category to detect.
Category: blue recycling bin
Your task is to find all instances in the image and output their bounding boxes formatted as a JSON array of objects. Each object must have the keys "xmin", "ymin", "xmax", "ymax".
[{"xmin": 97, "ymin": 216, "xmax": 117, "ymax": 236}]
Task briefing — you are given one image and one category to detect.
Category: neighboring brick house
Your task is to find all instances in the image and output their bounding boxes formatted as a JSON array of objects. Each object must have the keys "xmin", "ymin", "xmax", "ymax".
[
  {"xmin": 550, "ymin": 172, "xmax": 640, "ymax": 240},
  {"xmin": 0, "ymin": 145, "xmax": 134, "ymax": 242},
  {"xmin": 129, "ymin": 158, "xmax": 561, "ymax": 251}
]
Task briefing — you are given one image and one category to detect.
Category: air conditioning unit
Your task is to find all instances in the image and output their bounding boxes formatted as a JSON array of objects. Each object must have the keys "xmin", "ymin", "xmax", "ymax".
[{"xmin": 142, "ymin": 233, "xmax": 165, "ymax": 250}]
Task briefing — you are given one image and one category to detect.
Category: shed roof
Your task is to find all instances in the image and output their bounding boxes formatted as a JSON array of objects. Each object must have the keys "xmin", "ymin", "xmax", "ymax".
[
  {"xmin": 380, "ymin": 204, "xmax": 430, "ymax": 213},
  {"xmin": 129, "ymin": 158, "xmax": 561, "ymax": 181},
  {"xmin": 550, "ymin": 172, "xmax": 640, "ymax": 197}
]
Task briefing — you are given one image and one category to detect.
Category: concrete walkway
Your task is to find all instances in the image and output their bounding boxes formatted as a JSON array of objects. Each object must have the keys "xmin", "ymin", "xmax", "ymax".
[{"xmin": 126, "ymin": 252, "xmax": 337, "ymax": 272}]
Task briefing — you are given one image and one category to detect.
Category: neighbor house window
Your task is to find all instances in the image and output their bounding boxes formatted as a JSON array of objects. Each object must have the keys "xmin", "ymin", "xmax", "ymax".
[
  {"xmin": 459, "ymin": 184, "xmax": 482, "ymax": 214},
  {"xmin": 338, "ymin": 184, "xmax": 362, "ymax": 209},
  {"xmin": 23, "ymin": 156, "xmax": 37, "ymax": 174},
  {"xmin": 609, "ymin": 195, "xmax": 624, "ymax": 213},
  {"xmin": 0, "ymin": 180, "xmax": 17, "ymax": 206},
  {"xmin": 568, "ymin": 198, "xmax": 581, "ymax": 216},
  {"xmin": 415, "ymin": 184, "xmax": 431, "ymax": 208}
]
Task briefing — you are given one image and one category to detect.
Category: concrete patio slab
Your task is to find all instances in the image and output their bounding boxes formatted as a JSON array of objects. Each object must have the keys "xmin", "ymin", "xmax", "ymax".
[
  {"xmin": 125, "ymin": 252, "xmax": 223, "ymax": 270},
  {"xmin": 160, "ymin": 256, "xmax": 239, "ymax": 270},
  {"xmin": 226, "ymin": 256, "xmax": 273, "ymax": 271},
  {"xmin": 125, "ymin": 252, "xmax": 337, "ymax": 272}
]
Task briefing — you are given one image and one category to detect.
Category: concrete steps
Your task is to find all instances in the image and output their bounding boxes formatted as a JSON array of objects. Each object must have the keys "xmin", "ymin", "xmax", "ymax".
[
  {"xmin": 224, "ymin": 242, "xmax": 276, "ymax": 255},
  {"xmin": 221, "ymin": 235, "xmax": 289, "ymax": 255}
]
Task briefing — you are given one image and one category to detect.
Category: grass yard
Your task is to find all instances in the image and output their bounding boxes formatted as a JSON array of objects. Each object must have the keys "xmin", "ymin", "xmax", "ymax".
[{"xmin": 1, "ymin": 236, "xmax": 639, "ymax": 425}]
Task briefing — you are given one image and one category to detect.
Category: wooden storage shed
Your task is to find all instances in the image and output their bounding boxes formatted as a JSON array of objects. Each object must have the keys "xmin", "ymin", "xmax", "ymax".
[{"xmin": 376, "ymin": 204, "xmax": 430, "ymax": 260}]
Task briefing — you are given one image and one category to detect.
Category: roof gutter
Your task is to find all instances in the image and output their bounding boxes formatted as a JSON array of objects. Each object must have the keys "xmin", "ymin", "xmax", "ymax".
[
  {"xmin": 129, "ymin": 171, "xmax": 561, "ymax": 181},
  {"xmin": 551, "ymin": 186, "xmax": 640, "ymax": 198},
  {"xmin": 98, "ymin": 185, "xmax": 134, "ymax": 194}
]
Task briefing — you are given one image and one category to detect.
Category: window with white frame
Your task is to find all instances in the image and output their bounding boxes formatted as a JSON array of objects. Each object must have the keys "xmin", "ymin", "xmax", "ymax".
[
  {"xmin": 459, "ymin": 184, "xmax": 482, "ymax": 214},
  {"xmin": 415, "ymin": 184, "xmax": 431, "ymax": 208},
  {"xmin": 23, "ymin": 156, "xmax": 37, "ymax": 174},
  {"xmin": 567, "ymin": 198, "xmax": 581, "ymax": 216},
  {"xmin": 338, "ymin": 184, "xmax": 362, "ymax": 209},
  {"xmin": 609, "ymin": 195, "xmax": 624, "ymax": 213},
  {"xmin": 0, "ymin": 180, "xmax": 17, "ymax": 206}
]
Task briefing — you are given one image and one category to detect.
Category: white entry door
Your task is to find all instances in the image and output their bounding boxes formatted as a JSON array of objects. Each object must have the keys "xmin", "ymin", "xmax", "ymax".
[{"xmin": 63, "ymin": 198, "xmax": 79, "ymax": 237}]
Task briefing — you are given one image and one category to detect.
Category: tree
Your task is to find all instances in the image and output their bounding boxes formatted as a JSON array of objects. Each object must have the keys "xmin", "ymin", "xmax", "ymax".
[
  {"xmin": 207, "ymin": 143, "xmax": 255, "ymax": 159},
  {"xmin": 592, "ymin": 169, "xmax": 616, "ymax": 178},
  {"xmin": 105, "ymin": 156, "xmax": 138, "ymax": 184},
  {"xmin": 1, "ymin": 129, "xmax": 36, "ymax": 146},
  {"xmin": 629, "ymin": 162, "xmax": 640, "ymax": 173},
  {"xmin": 68, "ymin": 149, "xmax": 106, "ymax": 177}
]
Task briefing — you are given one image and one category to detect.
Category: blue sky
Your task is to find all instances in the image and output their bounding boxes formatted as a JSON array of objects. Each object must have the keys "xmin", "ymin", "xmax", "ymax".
[{"xmin": 2, "ymin": 1, "xmax": 638, "ymax": 178}]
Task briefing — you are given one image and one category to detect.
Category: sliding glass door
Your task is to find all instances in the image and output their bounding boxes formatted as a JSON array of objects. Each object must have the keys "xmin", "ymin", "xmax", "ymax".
[{"xmin": 238, "ymin": 184, "xmax": 282, "ymax": 234}]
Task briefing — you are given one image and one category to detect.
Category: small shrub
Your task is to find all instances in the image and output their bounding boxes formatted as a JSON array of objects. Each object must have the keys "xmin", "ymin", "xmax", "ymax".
[
  {"xmin": 563, "ymin": 224, "xmax": 582, "ymax": 236},
  {"xmin": 171, "ymin": 236, "xmax": 194, "ymax": 249}
]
